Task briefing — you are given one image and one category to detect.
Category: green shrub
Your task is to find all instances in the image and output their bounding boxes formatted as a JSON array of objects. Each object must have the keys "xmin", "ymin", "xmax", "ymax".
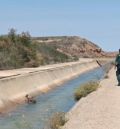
[
  {"xmin": 74, "ymin": 81, "xmax": 99, "ymax": 101},
  {"xmin": 0, "ymin": 29, "xmax": 39, "ymax": 69},
  {"xmin": 49, "ymin": 112, "xmax": 66, "ymax": 129}
]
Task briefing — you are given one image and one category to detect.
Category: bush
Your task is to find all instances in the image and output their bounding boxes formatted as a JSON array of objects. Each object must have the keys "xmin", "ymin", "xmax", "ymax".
[
  {"xmin": 0, "ymin": 29, "xmax": 39, "ymax": 69},
  {"xmin": 74, "ymin": 81, "xmax": 99, "ymax": 101},
  {"xmin": 49, "ymin": 112, "xmax": 66, "ymax": 129}
]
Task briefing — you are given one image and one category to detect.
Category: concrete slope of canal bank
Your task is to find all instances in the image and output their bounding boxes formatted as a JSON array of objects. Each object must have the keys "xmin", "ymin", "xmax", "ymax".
[
  {"xmin": 62, "ymin": 68, "xmax": 120, "ymax": 129},
  {"xmin": 0, "ymin": 60, "xmax": 100, "ymax": 112}
]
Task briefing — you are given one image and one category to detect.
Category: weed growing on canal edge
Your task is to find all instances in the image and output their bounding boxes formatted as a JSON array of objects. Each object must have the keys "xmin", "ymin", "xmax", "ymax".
[
  {"xmin": 48, "ymin": 112, "xmax": 67, "ymax": 129},
  {"xmin": 74, "ymin": 81, "xmax": 100, "ymax": 101}
]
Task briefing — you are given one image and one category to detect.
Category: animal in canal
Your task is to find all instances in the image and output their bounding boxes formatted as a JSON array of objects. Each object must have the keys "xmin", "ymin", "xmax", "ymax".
[{"xmin": 25, "ymin": 94, "xmax": 37, "ymax": 104}]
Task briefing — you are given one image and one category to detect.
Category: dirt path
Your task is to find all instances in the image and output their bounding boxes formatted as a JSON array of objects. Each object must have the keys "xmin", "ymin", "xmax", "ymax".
[{"xmin": 62, "ymin": 68, "xmax": 120, "ymax": 129}]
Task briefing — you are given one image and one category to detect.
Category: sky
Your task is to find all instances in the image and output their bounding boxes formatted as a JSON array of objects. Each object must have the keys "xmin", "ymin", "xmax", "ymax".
[{"xmin": 0, "ymin": 0, "xmax": 120, "ymax": 51}]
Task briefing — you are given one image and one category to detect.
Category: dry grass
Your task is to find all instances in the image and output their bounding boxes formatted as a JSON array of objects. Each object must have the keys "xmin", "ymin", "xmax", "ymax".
[
  {"xmin": 49, "ymin": 112, "xmax": 66, "ymax": 129},
  {"xmin": 74, "ymin": 81, "xmax": 100, "ymax": 101}
]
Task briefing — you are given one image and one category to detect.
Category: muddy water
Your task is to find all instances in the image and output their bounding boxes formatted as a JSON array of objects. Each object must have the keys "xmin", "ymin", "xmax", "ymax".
[{"xmin": 0, "ymin": 66, "xmax": 105, "ymax": 129}]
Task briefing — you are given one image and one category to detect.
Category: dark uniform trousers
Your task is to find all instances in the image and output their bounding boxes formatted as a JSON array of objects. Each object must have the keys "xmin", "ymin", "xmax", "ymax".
[{"xmin": 116, "ymin": 64, "xmax": 120, "ymax": 85}]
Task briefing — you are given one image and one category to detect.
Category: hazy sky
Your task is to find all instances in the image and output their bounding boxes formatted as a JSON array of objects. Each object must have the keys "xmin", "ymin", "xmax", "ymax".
[{"xmin": 0, "ymin": 0, "xmax": 120, "ymax": 51}]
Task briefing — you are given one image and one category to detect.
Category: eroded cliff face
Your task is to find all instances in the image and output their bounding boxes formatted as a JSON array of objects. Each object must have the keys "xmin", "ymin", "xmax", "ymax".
[{"xmin": 33, "ymin": 36, "xmax": 117, "ymax": 58}]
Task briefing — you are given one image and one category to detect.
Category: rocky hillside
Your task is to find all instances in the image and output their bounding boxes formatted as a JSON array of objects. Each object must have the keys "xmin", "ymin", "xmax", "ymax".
[{"xmin": 33, "ymin": 36, "xmax": 116, "ymax": 58}]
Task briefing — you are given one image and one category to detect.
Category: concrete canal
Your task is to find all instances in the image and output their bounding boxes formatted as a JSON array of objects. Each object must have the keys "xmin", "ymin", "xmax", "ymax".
[{"xmin": 0, "ymin": 65, "xmax": 106, "ymax": 129}]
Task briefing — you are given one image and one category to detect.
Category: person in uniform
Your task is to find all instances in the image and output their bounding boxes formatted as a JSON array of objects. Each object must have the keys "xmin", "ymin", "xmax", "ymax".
[{"xmin": 115, "ymin": 49, "xmax": 120, "ymax": 86}]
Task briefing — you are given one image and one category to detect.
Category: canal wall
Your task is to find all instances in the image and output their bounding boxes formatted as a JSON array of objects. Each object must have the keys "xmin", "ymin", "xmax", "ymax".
[{"xmin": 0, "ymin": 61, "xmax": 99, "ymax": 111}]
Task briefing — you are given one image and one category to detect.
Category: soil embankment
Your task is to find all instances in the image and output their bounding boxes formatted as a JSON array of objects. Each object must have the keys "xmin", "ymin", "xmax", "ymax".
[{"xmin": 62, "ymin": 67, "xmax": 120, "ymax": 129}]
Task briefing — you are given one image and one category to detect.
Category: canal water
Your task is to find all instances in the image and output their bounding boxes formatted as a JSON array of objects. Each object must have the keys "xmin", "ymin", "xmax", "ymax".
[{"xmin": 0, "ymin": 66, "xmax": 106, "ymax": 129}]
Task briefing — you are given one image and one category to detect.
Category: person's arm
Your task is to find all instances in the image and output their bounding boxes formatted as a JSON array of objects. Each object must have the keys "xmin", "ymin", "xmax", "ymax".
[
  {"xmin": 115, "ymin": 54, "xmax": 119, "ymax": 68},
  {"xmin": 115, "ymin": 54, "xmax": 118, "ymax": 62},
  {"xmin": 115, "ymin": 55, "xmax": 117, "ymax": 68}
]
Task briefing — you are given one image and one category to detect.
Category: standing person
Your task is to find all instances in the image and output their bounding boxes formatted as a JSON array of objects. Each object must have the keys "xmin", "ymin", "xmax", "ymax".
[{"xmin": 115, "ymin": 49, "xmax": 120, "ymax": 86}]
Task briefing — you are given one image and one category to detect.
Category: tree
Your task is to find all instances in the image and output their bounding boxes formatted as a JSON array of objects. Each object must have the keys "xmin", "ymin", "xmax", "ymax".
[
  {"xmin": 8, "ymin": 28, "xmax": 16, "ymax": 42},
  {"xmin": 20, "ymin": 31, "xmax": 31, "ymax": 46}
]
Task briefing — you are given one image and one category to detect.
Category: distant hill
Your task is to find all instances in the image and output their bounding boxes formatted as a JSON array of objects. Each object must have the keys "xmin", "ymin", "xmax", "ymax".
[{"xmin": 33, "ymin": 36, "xmax": 117, "ymax": 58}]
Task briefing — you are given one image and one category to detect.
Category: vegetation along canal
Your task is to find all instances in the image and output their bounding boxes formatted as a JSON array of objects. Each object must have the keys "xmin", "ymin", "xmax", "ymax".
[{"xmin": 0, "ymin": 65, "xmax": 108, "ymax": 129}]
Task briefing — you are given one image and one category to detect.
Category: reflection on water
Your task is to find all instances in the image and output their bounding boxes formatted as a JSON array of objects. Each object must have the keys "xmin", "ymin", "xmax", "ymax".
[{"xmin": 0, "ymin": 66, "xmax": 105, "ymax": 129}]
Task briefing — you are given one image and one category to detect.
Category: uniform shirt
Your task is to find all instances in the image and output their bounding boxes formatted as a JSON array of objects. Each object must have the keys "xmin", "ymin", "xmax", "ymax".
[{"xmin": 115, "ymin": 54, "xmax": 120, "ymax": 66}]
